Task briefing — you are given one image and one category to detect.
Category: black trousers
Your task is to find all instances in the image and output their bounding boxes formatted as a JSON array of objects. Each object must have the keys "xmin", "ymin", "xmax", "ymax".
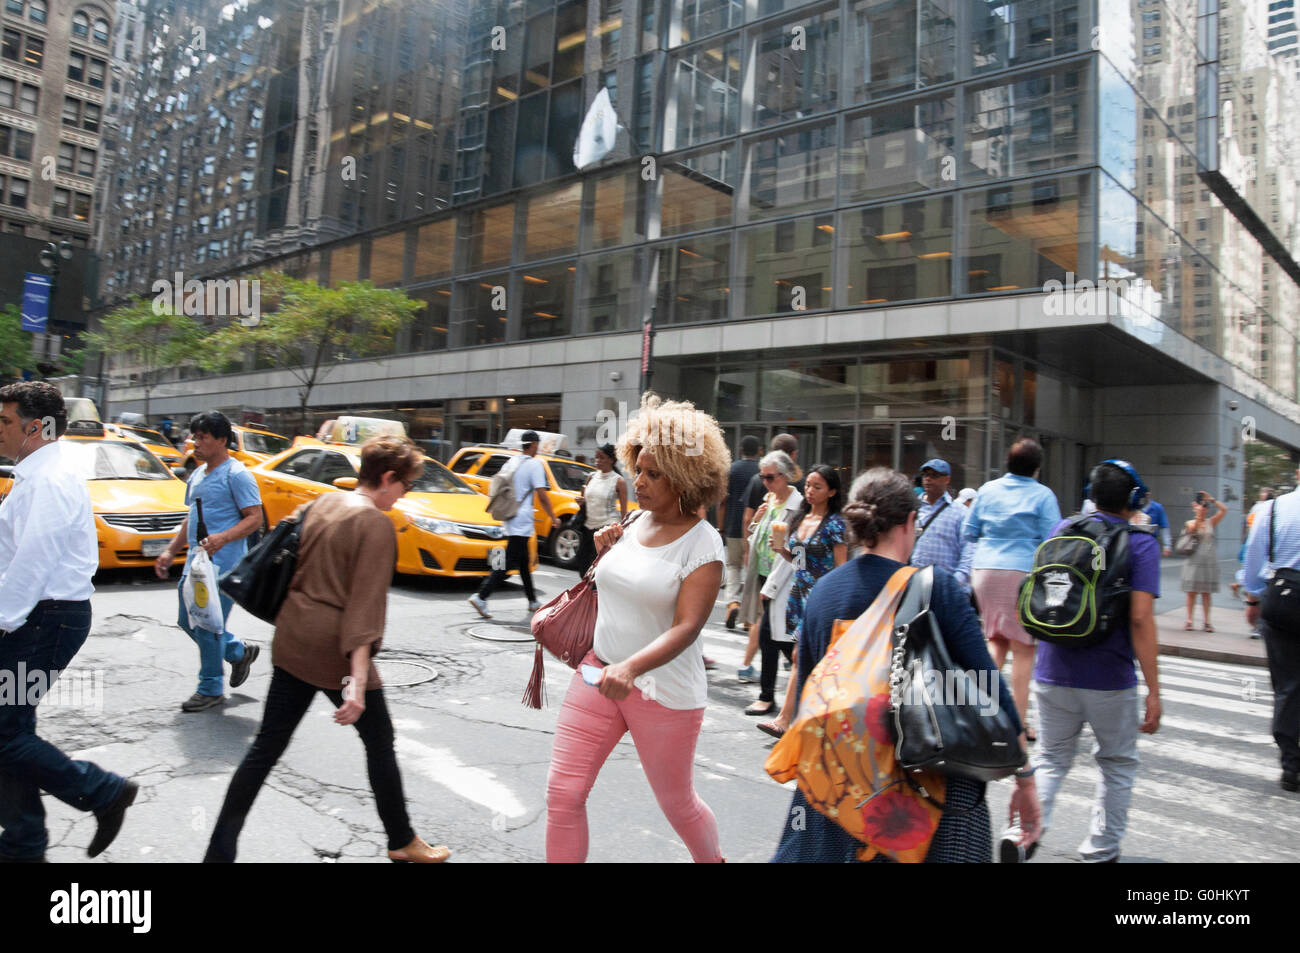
[
  {"xmin": 1261, "ymin": 621, "xmax": 1300, "ymax": 774},
  {"xmin": 477, "ymin": 534, "xmax": 535, "ymax": 603},
  {"xmin": 204, "ymin": 665, "xmax": 415, "ymax": 862},
  {"xmin": 575, "ymin": 525, "xmax": 597, "ymax": 577},
  {"xmin": 758, "ymin": 599, "xmax": 794, "ymax": 703}
]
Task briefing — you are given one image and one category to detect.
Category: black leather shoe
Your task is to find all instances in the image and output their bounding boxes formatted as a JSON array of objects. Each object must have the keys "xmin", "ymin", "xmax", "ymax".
[
  {"xmin": 1283, "ymin": 771, "xmax": 1299, "ymax": 793},
  {"xmin": 88, "ymin": 781, "xmax": 138, "ymax": 858},
  {"xmin": 229, "ymin": 643, "xmax": 260, "ymax": 688}
]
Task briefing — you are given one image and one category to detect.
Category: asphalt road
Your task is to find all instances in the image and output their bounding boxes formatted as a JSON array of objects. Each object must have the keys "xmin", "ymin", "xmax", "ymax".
[{"xmin": 25, "ymin": 562, "xmax": 1299, "ymax": 863}]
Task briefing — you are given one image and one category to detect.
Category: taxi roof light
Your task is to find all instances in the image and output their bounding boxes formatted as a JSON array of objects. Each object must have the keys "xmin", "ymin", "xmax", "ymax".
[{"xmin": 327, "ymin": 416, "xmax": 408, "ymax": 446}]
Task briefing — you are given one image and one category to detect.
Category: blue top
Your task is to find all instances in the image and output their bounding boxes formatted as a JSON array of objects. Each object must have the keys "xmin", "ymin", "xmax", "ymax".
[
  {"xmin": 963, "ymin": 474, "xmax": 1061, "ymax": 573},
  {"xmin": 1242, "ymin": 490, "xmax": 1300, "ymax": 596},
  {"xmin": 786, "ymin": 511, "xmax": 847, "ymax": 639},
  {"xmin": 185, "ymin": 458, "xmax": 262, "ymax": 573},
  {"xmin": 910, "ymin": 492, "xmax": 970, "ymax": 588},
  {"xmin": 723, "ymin": 458, "xmax": 760, "ymax": 538},
  {"xmin": 504, "ymin": 455, "xmax": 549, "ymax": 537},
  {"xmin": 1032, "ymin": 512, "xmax": 1161, "ymax": 691},
  {"xmin": 771, "ymin": 555, "xmax": 1020, "ymax": 863},
  {"xmin": 1143, "ymin": 499, "xmax": 1171, "ymax": 549}
]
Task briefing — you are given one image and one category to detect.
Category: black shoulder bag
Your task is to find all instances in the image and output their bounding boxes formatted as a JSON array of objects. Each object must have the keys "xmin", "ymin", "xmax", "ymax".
[
  {"xmin": 890, "ymin": 565, "xmax": 1027, "ymax": 782},
  {"xmin": 219, "ymin": 500, "xmax": 318, "ymax": 624},
  {"xmin": 1260, "ymin": 500, "xmax": 1300, "ymax": 631}
]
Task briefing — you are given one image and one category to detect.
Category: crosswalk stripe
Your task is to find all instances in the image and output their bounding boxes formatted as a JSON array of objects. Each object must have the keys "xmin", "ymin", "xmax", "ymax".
[{"xmin": 1160, "ymin": 686, "xmax": 1273, "ymax": 718}]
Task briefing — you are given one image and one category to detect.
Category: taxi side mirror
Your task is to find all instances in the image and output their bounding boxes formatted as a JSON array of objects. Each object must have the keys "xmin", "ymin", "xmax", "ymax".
[
  {"xmin": 333, "ymin": 477, "xmax": 358, "ymax": 490},
  {"xmin": 171, "ymin": 467, "xmax": 189, "ymax": 479}
]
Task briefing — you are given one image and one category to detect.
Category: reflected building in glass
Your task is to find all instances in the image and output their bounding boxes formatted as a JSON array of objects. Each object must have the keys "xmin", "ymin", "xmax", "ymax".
[{"xmin": 98, "ymin": 0, "xmax": 1300, "ymax": 560}]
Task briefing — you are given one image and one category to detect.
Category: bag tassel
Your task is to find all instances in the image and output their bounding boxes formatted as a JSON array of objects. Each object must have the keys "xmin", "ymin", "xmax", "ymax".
[{"xmin": 521, "ymin": 642, "xmax": 546, "ymax": 710}]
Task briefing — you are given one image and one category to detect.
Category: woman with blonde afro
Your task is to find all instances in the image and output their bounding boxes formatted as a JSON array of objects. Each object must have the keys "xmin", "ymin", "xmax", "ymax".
[{"xmin": 545, "ymin": 394, "xmax": 730, "ymax": 862}]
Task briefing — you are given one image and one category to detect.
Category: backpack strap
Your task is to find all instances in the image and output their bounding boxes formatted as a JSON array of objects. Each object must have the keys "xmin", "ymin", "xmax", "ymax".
[{"xmin": 1268, "ymin": 498, "xmax": 1277, "ymax": 563}]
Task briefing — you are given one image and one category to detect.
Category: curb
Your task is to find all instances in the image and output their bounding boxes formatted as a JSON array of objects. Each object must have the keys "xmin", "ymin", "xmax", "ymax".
[{"xmin": 1157, "ymin": 641, "xmax": 1268, "ymax": 668}]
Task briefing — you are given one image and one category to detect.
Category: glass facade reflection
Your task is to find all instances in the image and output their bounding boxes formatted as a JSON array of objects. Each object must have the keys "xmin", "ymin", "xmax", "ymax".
[{"xmin": 98, "ymin": 0, "xmax": 1300, "ymax": 454}]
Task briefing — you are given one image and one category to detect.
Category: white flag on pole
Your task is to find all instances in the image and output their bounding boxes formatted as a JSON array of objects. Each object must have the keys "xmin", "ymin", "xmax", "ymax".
[{"xmin": 573, "ymin": 87, "xmax": 619, "ymax": 170}]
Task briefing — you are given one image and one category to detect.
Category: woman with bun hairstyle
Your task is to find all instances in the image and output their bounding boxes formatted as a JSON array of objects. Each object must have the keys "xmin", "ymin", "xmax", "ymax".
[{"xmin": 771, "ymin": 468, "xmax": 1038, "ymax": 862}]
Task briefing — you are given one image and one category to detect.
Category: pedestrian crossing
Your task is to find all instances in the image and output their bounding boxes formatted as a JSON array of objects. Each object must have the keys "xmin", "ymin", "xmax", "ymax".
[{"xmin": 690, "ymin": 614, "xmax": 1297, "ymax": 862}]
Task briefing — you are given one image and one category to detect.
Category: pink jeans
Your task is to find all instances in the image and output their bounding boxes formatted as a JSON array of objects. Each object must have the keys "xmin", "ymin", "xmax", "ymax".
[{"xmin": 545, "ymin": 652, "xmax": 722, "ymax": 863}]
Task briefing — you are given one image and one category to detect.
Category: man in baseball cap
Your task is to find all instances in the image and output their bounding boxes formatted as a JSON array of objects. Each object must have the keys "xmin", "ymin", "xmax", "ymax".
[{"xmin": 910, "ymin": 457, "xmax": 972, "ymax": 590}]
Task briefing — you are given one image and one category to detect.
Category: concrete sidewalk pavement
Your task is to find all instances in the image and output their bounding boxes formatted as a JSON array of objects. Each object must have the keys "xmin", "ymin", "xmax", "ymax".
[{"xmin": 1155, "ymin": 554, "xmax": 1269, "ymax": 667}]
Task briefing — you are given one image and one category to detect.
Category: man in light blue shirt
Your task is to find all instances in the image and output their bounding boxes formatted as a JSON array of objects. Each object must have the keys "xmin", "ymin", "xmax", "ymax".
[
  {"xmin": 470, "ymin": 430, "xmax": 555, "ymax": 618},
  {"xmin": 155, "ymin": 411, "xmax": 264, "ymax": 712},
  {"xmin": 1240, "ymin": 472, "xmax": 1300, "ymax": 793},
  {"xmin": 910, "ymin": 458, "xmax": 971, "ymax": 590}
]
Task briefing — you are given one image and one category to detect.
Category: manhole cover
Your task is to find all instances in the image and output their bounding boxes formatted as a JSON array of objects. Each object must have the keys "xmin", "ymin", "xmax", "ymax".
[
  {"xmin": 467, "ymin": 623, "xmax": 535, "ymax": 643},
  {"xmin": 377, "ymin": 659, "xmax": 439, "ymax": 687}
]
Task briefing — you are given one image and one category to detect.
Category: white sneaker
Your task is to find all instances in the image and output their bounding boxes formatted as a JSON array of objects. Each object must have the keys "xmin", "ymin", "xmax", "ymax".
[
  {"xmin": 468, "ymin": 595, "xmax": 491, "ymax": 619},
  {"xmin": 527, "ymin": 600, "xmax": 542, "ymax": 612}
]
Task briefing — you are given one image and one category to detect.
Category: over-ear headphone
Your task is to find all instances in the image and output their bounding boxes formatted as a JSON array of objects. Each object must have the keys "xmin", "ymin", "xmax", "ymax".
[{"xmin": 1089, "ymin": 458, "xmax": 1148, "ymax": 511}]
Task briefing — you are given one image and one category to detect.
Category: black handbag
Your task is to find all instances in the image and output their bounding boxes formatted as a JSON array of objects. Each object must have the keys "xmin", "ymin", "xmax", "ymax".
[
  {"xmin": 890, "ymin": 566, "xmax": 1027, "ymax": 782},
  {"xmin": 218, "ymin": 500, "xmax": 317, "ymax": 624},
  {"xmin": 1260, "ymin": 499, "xmax": 1300, "ymax": 631}
]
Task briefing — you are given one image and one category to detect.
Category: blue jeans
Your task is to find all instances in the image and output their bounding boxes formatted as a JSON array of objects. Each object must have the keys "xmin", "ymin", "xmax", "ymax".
[
  {"xmin": 0, "ymin": 601, "xmax": 125, "ymax": 859},
  {"xmin": 176, "ymin": 578, "xmax": 246, "ymax": 696}
]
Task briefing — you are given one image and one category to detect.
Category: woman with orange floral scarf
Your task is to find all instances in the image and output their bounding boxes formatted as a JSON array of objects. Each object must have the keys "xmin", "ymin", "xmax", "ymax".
[{"xmin": 771, "ymin": 468, "xmax": 1039, "ymax": 862}]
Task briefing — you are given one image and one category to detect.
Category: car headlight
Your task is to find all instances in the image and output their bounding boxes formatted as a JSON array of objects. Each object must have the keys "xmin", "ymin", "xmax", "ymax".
[
  {"xmin": 409, "ymin": 515, "xmax": 460, "ymax": 535},
  {"xmin": 485, "ymin": 525, "xmax": 504, "ymax": 539}
]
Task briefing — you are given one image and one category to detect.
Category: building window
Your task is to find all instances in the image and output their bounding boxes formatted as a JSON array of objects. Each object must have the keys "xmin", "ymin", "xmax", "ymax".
[
  {"xmin": 52, "ymin": 186, "xmax": 69, "ymax": 218},
  {"xmin": 67, "ymin": 51, "xmax": 85, "ymax": 83},
  {"xmin": 845, "ymin": 197, "xmax": 953, "ymax": 305},
  {"xmin": 87, "ymin": 56, "xmax": 105, "ymax": 88},
  {"xmin": 6, "ymin": 175, "xmax": 25, "ymax": 208},
  {"xmin": 71, "ymin": 12, "xmax": 88, "ymax": 38},
  {"xmin": 73, "ymin": 190, "xmax": 90, "ymax": 221},
  {"xmin": 0, "ymin": 123, "xmax": 32, "ymax": 160},
  {"xmin": 0, "ymin": 78, "xmax": 11, "ymax": 109},
  {"xmin": 17, "ymin": 82, "xmax": 35, "ymax": 114},
  {"xmin": 76, "ymin": 145, "xmax": 95, "ymax": 177},
  {"xmin": 57, "ymin": 141, "xmax": 74, "ymax": 172},
  {"xmin": 4, "ymin": 1, "xmax": 22, "ymax": 16},
  {"xmin": 2, "ymin": 29, "xmax": 20, "ymax": 63},
  {"xmin": 27, "ymin": 0, "xmax": 43, "ymax": 23},
  {"xmin": 92, "ymin": 17, "xmax": 108, "ymax": 45}
]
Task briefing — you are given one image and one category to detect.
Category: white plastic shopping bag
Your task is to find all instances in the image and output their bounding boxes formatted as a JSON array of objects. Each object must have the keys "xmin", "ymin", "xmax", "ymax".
[{"xmin": 183, "ymin": 548, "xmax": 226, "ymax": 633}]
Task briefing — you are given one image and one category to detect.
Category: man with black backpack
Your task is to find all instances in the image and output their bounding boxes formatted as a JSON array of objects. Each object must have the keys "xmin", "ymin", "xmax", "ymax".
[
  {"xmin": 1003, "ymin": 460, "xmax": 1162, "ymax": 862},
  {"xmin": 1241, "ymin": 469, "xmax": 1300, "ymax": 793}
]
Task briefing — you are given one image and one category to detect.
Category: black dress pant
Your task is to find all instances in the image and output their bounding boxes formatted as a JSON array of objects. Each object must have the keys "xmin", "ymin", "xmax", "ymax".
[
  {"xmin": 1261, "ymin": 620, "xmax": 1300, "ymax": 774},
  {"xmin": 204, "ymin": 665, "xmax": 415, "ymax": 862},
  {"xmin": 477, "ymin": 534, "xmax": 536, "ymax": 603},
  {"xmin": 758, "ymin": 599, "xmax": 794, "ymax": 703}
]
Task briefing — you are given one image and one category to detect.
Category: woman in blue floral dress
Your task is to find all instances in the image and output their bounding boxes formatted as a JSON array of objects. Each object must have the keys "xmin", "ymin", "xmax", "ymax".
[{"xmin": 758, "ymin": 465, "xmax": 848, "ymax": 737}]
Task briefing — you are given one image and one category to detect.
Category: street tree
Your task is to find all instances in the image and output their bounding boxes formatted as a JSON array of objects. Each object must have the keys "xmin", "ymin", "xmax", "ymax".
[
  {"xmin": 0, "ymin": 303, "xmax": 33, "ymax": 380},
  {"xmin": 200, "ymin": 273, "xmax": 424, "ymax": 429},
  {"xmin": 82, "ymin": 297, "xmax": 206, "ymax": 420}
]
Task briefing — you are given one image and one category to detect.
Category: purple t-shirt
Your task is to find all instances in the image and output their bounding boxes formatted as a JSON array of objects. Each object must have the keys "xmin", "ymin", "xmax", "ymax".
[{"xmin": 1033, "ymin": 512, "xmax": 1161, "ymax": 691}]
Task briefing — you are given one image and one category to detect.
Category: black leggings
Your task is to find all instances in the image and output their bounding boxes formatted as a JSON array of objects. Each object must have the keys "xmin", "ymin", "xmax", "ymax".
[
  {"xmin": 204, "ymin": 665, "xmax": 415, "ymax": 862},
  {"xmin": 478, "ymin": 534, "xmax": 535, "ymax": 603},
  {"xmin": 759, "ymin": 600, "xmax": 794, "ymax": 703}
]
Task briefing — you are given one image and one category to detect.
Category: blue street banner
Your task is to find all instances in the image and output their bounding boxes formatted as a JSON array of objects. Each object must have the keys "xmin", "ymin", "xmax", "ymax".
[{"xmin": 21, "ymin": 272, "xmax": 51, "ymax": 332}]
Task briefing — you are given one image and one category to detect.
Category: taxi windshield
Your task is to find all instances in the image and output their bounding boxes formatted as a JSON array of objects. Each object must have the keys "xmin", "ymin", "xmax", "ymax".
[
  {"xmin": 548, "ymin": 459, "xmax": 594, "ymax": 492},
  {"xmin": 241, "ymin": 431, "xmax": 291, "ymax": 455},
  {"xmin": 64, "ymin": 440, "xmax": 174, "ymax": 481},
  {"xmin": 122, "ymin": 425, "xmax": 170, "ymax": 445},
  {"xmin": 409, "ymin": 459, "xmax": 478, "ymax": 494}
]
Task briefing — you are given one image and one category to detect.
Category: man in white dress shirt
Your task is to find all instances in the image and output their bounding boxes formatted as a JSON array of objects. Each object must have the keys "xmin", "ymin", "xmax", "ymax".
[{"xmin": 0, "ymin": 383, "xmax": 136, "ymax": 861}]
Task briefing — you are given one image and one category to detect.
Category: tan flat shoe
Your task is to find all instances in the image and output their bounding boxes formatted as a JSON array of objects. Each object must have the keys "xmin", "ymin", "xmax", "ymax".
[{"xmin": 388, "ymin": 835, "xmax": 451, "ymax": 863}]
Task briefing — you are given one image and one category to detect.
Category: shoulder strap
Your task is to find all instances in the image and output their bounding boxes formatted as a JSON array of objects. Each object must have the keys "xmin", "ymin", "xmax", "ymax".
[
  {"xmin": 895, "ymin": 564, "xmax": 934, "ymax": 627},
  {"xmin": 916, "ymin": 498, "xmax": 950, "ymax": 537},
  {"xmin": 1269, "ymin": 498, "xmax": 1277, "ymax": 563}
]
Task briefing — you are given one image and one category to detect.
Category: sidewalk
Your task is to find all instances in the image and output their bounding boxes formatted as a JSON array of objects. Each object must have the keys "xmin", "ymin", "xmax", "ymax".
[{"xmin": 1155, "ymin": 556, "xmax": 1267, "ymax": 667}]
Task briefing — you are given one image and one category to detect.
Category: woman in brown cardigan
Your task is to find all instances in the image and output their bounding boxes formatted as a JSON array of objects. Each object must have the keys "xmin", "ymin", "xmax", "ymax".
[{"xmin": 204, "ymin": 436, "xmax": 450, "ymax": 863}]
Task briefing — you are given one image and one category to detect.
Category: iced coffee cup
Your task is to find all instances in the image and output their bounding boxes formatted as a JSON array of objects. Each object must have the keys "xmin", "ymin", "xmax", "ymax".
[{"xmin": 770, "ymin": 519, "xmax": 788, "ymax": 550}]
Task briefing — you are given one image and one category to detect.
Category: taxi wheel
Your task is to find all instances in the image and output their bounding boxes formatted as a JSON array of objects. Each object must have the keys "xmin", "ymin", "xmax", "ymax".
[{"xmin": 549, "ymin": 520, "xmax": 583, "ymax": 571}]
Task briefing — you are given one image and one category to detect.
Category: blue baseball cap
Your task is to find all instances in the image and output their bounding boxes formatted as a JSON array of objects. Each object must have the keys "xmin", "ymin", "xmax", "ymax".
[{"xmin": 919, "ymin": 458, "xmax": 951, "ymax": 476}]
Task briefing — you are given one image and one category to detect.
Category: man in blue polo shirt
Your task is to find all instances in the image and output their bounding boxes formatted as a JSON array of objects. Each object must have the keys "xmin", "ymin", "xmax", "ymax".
[
  {"xmin": 155, "ymin": 411, "xmax": 264, "ymax": 712},
  {"xmin": 910, "ymin": 457, "xmax": 971, "ymax": 590},
  {"xmin": 1005, "ymin": 460, "xmax": 1162, "ymax": 863}
]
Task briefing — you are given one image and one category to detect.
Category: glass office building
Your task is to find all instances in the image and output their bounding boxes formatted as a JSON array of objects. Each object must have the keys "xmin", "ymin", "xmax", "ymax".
[{"xmin": 99, "ymin": 0, "xmax": 1300, "ymax": 548}]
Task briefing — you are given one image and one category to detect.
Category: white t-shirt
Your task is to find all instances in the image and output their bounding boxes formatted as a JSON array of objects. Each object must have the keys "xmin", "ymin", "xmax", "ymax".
[
  {"xmin": 504, "ymin": 455, "xmax": 548, "ymax": 537},
  {"xmin": 592, "ymin": 517, "xmax": 726, "ymax": 710}
]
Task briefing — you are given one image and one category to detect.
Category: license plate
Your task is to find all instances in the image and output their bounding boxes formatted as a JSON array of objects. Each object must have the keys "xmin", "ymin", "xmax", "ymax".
[{"xmin": 141, "ymin": 538, "xmax": 169, "ymax": 557}]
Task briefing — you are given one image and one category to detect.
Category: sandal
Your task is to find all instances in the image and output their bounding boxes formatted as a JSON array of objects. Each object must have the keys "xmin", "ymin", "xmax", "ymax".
[
  {"xmin": 757, "ymin": 720, "xmax": 787, "ymax": 739},
  {"xmin": 745, "ymin": 701, "xmax": 777, "ymax": 716},
  {"xmin": 1184, "ymin": 621, "xmax": 1195, "ymax": 630},
  {"xmin": 1204, "ymin": 623, "xmax": 1215, "ymax": 632}
]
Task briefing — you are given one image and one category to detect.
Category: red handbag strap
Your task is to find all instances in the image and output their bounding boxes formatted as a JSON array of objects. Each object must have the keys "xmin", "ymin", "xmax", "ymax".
[{"xmin": 584, "ymin": 510, "xmax": 644, "ymax": 580}]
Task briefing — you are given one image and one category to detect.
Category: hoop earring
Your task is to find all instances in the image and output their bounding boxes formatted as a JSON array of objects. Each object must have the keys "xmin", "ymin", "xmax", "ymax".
[{"xmin": 678, "ymin": 497, "xmax": 685, "ymax": 515}]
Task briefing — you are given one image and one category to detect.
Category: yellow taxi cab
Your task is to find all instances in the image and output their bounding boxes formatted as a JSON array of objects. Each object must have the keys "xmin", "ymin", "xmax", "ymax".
[
  {"xmin": 183, "ymin": 424, "xmax": 292, "ymax": 472},
  {"xmin": 447, "ymin": 430, "xmax": 631, "ymax": 570},
  {"xmin": 251, "ymin": 417, "xmax": 535, "ymax": 578},
  {"xmin": 0, "ymin": 421, "xmax": 188, "ymax": 570},
  {"xmin": 106, "ymin": 423, "xmax": 185, "ymax": 468}
]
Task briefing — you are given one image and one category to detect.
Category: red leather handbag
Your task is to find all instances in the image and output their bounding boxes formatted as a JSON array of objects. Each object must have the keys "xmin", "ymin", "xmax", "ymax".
[{"xmin": 522, "ymin": 511, "xmax": 641, "ymax": 708}]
